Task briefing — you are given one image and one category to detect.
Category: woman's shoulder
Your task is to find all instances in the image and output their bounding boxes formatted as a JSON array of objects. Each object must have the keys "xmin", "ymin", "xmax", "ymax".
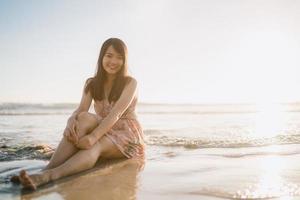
[
  {"xmin": 85, "ymin": 77, "xmax": 94, "ymax": 85},
  {"xmin": 125, "ymin": 76, "xmax": 137, "ymax": 85},
  {"xmin": 124, "ymin": 77, "xmax": 137, "ymax": 92},
  {"xmin": 83, "ymin": 77, "xmax": 94, "ymax": 94}
]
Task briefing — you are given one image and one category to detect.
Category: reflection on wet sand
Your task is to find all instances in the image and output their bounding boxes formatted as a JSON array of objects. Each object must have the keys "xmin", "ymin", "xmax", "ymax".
[{"xmin": 21, "ymin": 158, "xmax": 145, "ymax": 200}]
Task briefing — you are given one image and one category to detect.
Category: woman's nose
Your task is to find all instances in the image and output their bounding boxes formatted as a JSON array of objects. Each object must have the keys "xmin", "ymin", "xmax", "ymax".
[{"xmin": 110, "ymin": 58, "xmax": 118, "ymax": 65}]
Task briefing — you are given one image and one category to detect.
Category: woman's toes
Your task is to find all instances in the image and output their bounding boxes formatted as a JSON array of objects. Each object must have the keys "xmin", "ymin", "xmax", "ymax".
[{"xmin": 19, "ymin": 170, "xmax": 37, "ymax": 190}]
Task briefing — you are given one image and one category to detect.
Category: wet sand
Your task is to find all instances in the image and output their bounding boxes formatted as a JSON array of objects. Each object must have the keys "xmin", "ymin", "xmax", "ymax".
[
  {"xmin": 21, "ymin": 158, "xmax": 144, "ymax": 200},
  {"xmin": 2, "ymin": 145, "xmax": 300, "ymax": 200},
  {"xmin": 1, "ymin": 157, "xmax": 144, "ymax": 200}
]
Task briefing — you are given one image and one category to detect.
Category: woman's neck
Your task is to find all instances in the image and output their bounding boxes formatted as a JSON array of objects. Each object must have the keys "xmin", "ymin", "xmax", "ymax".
[{"xmin": 106, "ymin": 74, "xmax": 116, "ymax": 83}]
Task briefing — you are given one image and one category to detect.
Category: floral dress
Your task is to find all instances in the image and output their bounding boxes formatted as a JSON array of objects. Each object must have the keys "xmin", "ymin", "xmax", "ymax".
[{"xmin": 94, "ymin": 96, "xmax": 145, "ymax": 159}]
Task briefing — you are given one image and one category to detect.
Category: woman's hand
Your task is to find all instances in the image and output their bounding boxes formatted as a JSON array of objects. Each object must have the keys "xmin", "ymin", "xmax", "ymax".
[
  {"xmin": 63, "ymin": 126, "xmax": 79, "ymax": 144},
  {"xmin": 75, "ymin": 134, "xmax": 98, "ymax": 150},
  {"xmin": 63, "ymin": 117, "xmax": 79, "ymax": 144}
]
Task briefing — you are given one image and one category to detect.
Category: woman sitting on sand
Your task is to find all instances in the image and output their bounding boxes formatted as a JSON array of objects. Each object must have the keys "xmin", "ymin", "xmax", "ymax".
[{"xmin": 14, "ymin": 38, "xmax": 145, "ymax": 190}]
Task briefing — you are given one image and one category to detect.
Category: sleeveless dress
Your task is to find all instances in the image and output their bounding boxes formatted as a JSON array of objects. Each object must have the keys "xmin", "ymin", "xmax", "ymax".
[{"xmin": 93, "ymin": 96, "xmax": 145, "ymax": 159}]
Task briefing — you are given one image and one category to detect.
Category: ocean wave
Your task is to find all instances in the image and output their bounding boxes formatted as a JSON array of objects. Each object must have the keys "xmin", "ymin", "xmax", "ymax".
[
  {"xmin": 143, "ymin": 131, "xmax": 300, "ymax": 149},
  {"xmin": 0, "ymin": 112, "xmax": 71, "ymax": 116},
  {"xmin": 0, "ymin": 103, "xmax": 75, "ymax": 115},
  {"xmin": 207, "ymin": 149, "xmax": 300, "ymax": 158},
  {"xmin": 0, "ymin": 103, "xmax": 77, "ymax": 110},
  {"xmin": 138, "ymin": 111, "xmax": 258, "ymax": 115}
]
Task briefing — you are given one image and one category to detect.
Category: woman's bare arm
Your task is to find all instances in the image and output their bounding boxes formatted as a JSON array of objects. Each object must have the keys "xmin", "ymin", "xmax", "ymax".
[
  {"xmin": 90, "ymin": 78, "xmax": 137, "ymax": 140},
  {"xmin": 64, "ymin": 79, "xmax": 93, "ymax": 139}
]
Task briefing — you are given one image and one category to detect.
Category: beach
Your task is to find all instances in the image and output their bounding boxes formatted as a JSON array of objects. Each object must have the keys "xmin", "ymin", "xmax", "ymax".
[{"xmin": 1, "ymin": 103, "xmax": 300, "ymax": 199}]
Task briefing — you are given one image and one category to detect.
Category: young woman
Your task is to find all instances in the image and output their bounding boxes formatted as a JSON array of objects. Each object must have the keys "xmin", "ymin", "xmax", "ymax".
[{"xmin": 15, "ymin": 38, "xmax": 145, "ymax": 190}]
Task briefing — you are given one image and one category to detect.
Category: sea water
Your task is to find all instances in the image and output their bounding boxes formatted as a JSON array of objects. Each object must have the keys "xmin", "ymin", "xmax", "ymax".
[{"xmin": 1, "ymin": 102, "xmax": 300, "ymax": 199}]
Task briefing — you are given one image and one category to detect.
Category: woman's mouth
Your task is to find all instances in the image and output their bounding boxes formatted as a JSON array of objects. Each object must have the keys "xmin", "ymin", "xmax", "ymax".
[{"xmin": 109, "ymin": 66, "xmax": 117, "ymax": 70}]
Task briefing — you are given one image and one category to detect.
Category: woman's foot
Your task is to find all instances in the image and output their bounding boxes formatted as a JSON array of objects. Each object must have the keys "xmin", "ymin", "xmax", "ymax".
[{"xmin": 19, "ymin": 170, "xmax": 51, "ymax": 190}]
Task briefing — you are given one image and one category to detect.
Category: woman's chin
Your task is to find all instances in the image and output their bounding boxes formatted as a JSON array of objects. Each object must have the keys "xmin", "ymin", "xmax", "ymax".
[
  {"xmin": 107, "ymin": 71, "xmax": 118, "ymax": 75},
  {"xmin": 106, "ymin": 69, "xmax": 120, "ymax": 74}
]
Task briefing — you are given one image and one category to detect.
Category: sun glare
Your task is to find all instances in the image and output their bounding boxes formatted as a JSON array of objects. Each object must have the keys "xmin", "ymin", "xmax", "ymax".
[{"xmin": 254, "ymin": 156, "xmax": 300, "ymax": 198}]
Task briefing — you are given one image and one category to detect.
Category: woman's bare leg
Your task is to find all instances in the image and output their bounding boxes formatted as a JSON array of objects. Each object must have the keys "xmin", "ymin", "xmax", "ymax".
[
  {"xmin": 10, "ymin": 112, "xmax": 100, "ymax": 184},
  {"xmin": 45, "ymin": 112, "xmax": 100, "ymax": 170},
  {"xmin": 19, "ymin": 136, "xmax": 125, "ymax": 190}
]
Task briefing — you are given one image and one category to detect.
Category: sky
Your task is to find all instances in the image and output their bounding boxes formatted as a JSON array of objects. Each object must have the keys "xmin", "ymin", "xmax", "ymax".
[{"xmin": 1, "ymin": 0, "xmax": 300, "ymax": 104}]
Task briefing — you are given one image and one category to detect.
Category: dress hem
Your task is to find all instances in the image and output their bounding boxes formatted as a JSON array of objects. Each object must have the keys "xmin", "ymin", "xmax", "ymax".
[{"xmin": 104, "ymin": 134, "xmax": 132, "ymax": 159}]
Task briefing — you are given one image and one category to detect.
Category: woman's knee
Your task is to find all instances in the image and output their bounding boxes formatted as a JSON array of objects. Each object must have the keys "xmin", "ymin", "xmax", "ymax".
[
  {"xmin": 77, "ymin": 111, "xmax": 91, "ymax": 122},
  {"xmin": 76, "ymin": 112, "xmax": 98, "ymax": 132}
]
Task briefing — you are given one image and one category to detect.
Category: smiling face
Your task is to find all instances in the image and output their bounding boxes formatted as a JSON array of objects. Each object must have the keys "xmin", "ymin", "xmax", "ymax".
[
  {"xmin": 102, "ymin": 45, "xmax": 124, "ymax": 75},
  {"xmin": 91, "ymin": 38, "xmax": 129, "ymax": 102}
]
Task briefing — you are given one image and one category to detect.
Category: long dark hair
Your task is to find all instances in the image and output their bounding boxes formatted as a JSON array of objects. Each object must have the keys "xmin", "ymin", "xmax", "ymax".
[{"xmin": 84, "ymin": 38, "xmax": 132, "ymax": 104}]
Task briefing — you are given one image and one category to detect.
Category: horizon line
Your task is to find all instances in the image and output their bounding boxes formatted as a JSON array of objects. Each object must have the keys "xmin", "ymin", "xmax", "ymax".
[{"xmin": 1, "ymin": 101, "xmax": 300, "ymax": 106}]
